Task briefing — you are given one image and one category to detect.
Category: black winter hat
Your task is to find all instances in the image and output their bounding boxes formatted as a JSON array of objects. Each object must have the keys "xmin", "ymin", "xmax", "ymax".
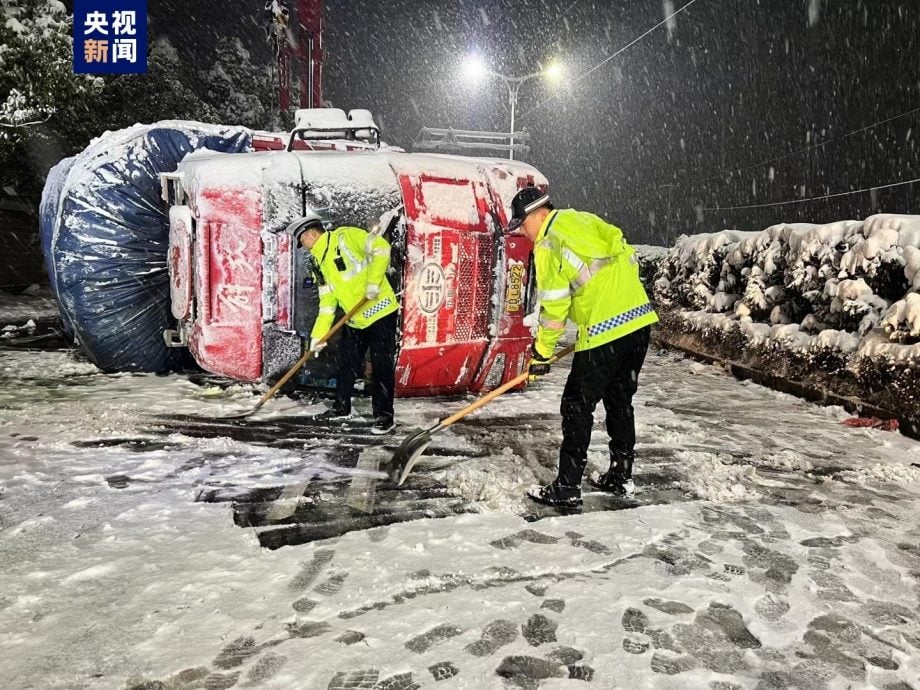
[{"xmin": 507, "ymin": 186, "xmax": 551, "ymax": 231}]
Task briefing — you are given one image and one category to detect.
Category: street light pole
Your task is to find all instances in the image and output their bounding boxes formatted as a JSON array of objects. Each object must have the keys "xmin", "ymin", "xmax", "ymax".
[
  {"xmin": 507, "ymin": 80, "xmax": 519, "ymax": 160},
  {"xmin": 465, "ymin": 58, "xmax": 562, "ymax": 160},
  {"xmin": 494, "ymin": 70, "xmax": 543, "ymax": 160}
]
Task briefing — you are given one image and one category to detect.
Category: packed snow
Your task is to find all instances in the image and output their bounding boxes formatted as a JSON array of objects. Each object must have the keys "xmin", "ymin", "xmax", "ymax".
[{"xmin": 2, "ymin": 344, "xmax": 920, "ymax": 688}]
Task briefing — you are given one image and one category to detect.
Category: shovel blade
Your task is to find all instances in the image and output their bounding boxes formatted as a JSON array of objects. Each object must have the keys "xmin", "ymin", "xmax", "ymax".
[
  {"xmin": 217, "ymin": 411, "xmax": 255, "ymax": 421},
  {"xmin": 385, "ymin": 428, "xmax": 433, "ymax": 486}
]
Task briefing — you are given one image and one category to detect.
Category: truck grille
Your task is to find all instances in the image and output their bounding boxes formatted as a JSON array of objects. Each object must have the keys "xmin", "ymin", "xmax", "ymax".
[{"xmin": 455, "ymin": 233, "xmax": 493, "ymax": 342}]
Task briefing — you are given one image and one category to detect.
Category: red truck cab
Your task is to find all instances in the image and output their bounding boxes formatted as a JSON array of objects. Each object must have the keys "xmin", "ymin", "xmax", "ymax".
[{"xmin": 162, "ymin": 109, "xmax": 546, "ymax": 396}]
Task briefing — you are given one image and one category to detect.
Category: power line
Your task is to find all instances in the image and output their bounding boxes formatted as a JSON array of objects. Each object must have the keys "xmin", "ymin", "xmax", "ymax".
[
  {"xmin": 532, "ymin": 2, "xmax": 916, "ymax": 198},
  {"xmin": 559, "ymin": 0, "xmax": 578, "ymax": 19},
  {"xmin": 702, "ymin": 176, "xmax": 920, "ymax": 211},
  {"xmin": 698, "ymin": 104, "xmax": 920, "ymax": 186},
  {"xmin": 521, "ymin": 0, "xmax": 703, "ymax": 119},
  {"xmin": 527, "ymin": 1, "xmax": 918, "ymax": 220}
]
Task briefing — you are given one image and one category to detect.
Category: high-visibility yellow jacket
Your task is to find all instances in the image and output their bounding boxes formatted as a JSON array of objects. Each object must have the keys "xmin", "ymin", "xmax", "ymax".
[
  {"xmin": 532, "ymin": 209, "xmax": 658, "ymax": 358},
  {"xmin": 309, "ymin": 226, "xmax": 399, "ymax": 339}
]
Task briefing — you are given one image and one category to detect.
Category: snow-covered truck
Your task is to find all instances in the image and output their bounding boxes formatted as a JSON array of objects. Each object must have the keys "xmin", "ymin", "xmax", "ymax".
[
  {"xmin": 41, "ymin": 110, "xmax": 547, "ymax": 394},
  {"xmin": 162, "ymin": 109, "xmax": 545, "ymax": 394}
]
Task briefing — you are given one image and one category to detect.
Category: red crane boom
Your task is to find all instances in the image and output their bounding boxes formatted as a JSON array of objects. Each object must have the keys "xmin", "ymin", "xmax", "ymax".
[{"xmin": 272, "ymin": 0, "xmax": 323, "ymax": 112}]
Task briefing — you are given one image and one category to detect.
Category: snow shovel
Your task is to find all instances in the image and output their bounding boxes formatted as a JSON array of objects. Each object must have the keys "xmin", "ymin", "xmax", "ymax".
[
  {"xmin": 220, "ymin": 298, "xmax": 368, "ymax": 420},
  {"xmin": 385, "ymin": 343, "xmax": 576, "ymax": 485}
]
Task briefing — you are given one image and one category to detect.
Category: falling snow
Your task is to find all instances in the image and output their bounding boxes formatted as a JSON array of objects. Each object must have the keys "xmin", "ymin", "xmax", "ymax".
[{"xmin": 4, "ymin": 1, "xmax": 920, "ymax": 687}]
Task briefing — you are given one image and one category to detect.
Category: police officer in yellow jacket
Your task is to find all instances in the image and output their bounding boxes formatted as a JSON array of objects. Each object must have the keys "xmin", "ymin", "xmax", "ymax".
[
  {"xmin": 507, "ymin": 187, "xmax": 658, "ymax": 508},
  {"xmin": 289, "ymin": 213, "xmax": 400, "ymax": 434}
]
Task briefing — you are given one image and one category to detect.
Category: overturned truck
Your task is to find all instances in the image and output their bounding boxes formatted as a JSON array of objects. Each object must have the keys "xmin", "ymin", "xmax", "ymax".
[{"xmin": 41, "ymin": 111, "xmax": 547, "ymax": 395}]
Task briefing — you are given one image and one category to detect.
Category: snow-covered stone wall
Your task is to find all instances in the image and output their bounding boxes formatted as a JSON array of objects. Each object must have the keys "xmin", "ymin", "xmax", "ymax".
[{"xmin": 652, "ymin": 214, "xmax": 920, "ymax": 426}]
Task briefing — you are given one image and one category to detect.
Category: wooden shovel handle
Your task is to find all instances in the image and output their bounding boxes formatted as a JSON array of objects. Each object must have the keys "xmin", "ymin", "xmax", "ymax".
[
  {"xmin": 252, "ymin": 298, "xmax": 369, "ymax": 412},
  {"xmin": 436, "ymin": 343, "xmax": 576, "ymax": 430}
]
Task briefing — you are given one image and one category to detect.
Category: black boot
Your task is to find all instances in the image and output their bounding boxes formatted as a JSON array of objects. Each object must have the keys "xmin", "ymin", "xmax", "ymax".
[
  {"xmin": 588, "ymin": 472, "xmax": 635, "ymax": 497},
  {"xmin": 526, "ymin": 480, "xmax": 583, "ymax": 509},
  {"xmin": 589, "ymin": 453, "xmax": 635, "ymax": 496},
  {"xmin": 370, "ymin": 416, "xmax": 395, "ymax": 435},
  {"xmin": 312, "ymin": 400, "xmax": 352, "ymax": 421}
]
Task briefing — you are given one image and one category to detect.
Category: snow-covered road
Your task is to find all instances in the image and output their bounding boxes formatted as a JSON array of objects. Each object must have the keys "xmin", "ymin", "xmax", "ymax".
[{"xmin": 1, "ymin": 347, "xmax": 920, "ymax": 689}]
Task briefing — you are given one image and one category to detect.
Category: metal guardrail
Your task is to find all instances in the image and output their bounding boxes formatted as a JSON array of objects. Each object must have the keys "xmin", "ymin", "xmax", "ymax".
[{"xmin": 413, "ymin": 126, "xmax": 530, "ymax": 155}]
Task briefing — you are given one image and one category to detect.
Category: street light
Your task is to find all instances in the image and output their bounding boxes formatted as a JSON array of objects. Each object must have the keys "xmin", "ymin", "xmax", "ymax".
[
  {"xmin": 463, "ymin": 55, "xmax": 564, "ymax": 160},
  {"xmin": 544, "ymin": 61, "xmax": 564, "ymax": 82},
  {"xmin": 464, "ymin": 54, "xmax": 489, "ymax": 83}
]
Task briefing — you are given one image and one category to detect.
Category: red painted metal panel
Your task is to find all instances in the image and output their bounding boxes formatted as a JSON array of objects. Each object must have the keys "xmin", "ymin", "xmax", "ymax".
[
  {"xmin": 396, "ymin": 343, "xmax": 486, "ymax": 398},
  {"xmin": 495, "ymin": 234, "xmax": 534, "ymax": 341},
  {"xmin": 467, "ymin": 175, "xmax": 538, "ymax": 392},
  {"xmin": 298, "ymin": 0, "xmax": 323, "ymax": 108},
  {"xmin": 394, "ymin": 170, "xmax": 493, "ymax": 394},
  {"xmin": 251, "ymin": 135, "xmax": 284, "ymax": 151},
  {"xmin": 188, "ymin": 188, "xmax": 264, "ymax": 381}
]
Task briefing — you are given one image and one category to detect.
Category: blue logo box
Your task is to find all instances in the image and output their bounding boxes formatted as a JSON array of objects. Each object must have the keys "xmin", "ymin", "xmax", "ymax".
[{"xmin": 73, "ymin": 0, "xmax": 147, "ymax": 74}]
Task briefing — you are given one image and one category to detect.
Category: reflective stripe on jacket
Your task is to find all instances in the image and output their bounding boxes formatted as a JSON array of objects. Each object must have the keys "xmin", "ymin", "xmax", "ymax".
[
  {"xmin": 309, "ymin": 226, "xmax": 399, "ymax": 338},
  {"xmin": 532, "ymin": 209, "xmax": 658, "ymax": 357}
]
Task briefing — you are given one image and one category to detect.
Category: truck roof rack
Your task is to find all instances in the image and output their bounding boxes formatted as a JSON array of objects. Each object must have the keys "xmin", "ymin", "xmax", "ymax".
[{"xmin": 287, "ymin": 108, "xmax": 380, "ymax": 150}]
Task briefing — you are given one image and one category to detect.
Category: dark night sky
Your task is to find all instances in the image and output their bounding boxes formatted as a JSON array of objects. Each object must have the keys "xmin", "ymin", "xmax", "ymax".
[{"xmin": 153, "ymin": 0, "xmax": 920, "ymax": 245}]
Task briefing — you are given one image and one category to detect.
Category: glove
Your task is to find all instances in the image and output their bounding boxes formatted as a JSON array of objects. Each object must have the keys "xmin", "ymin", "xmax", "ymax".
[
  {"xmin": 365, "ymin": 283, "xmax": 380, "ymax": 300},
  {"xmin": 309, "ymin": 337, "xmax": 327, "ymax": 356},
  {"xmin": 528, "ymin": 347, "xmax": 552, "ymax": 381}
]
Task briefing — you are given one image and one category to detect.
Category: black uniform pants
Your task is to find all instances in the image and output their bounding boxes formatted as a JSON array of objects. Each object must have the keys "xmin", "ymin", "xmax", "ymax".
[
  {"xmin": 557, "ymin": 325, "xmax": 651, "ymax": 487},
  {"xmin": 335, "ymin": 311, "xmax": 397, "ymax": 421}
]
